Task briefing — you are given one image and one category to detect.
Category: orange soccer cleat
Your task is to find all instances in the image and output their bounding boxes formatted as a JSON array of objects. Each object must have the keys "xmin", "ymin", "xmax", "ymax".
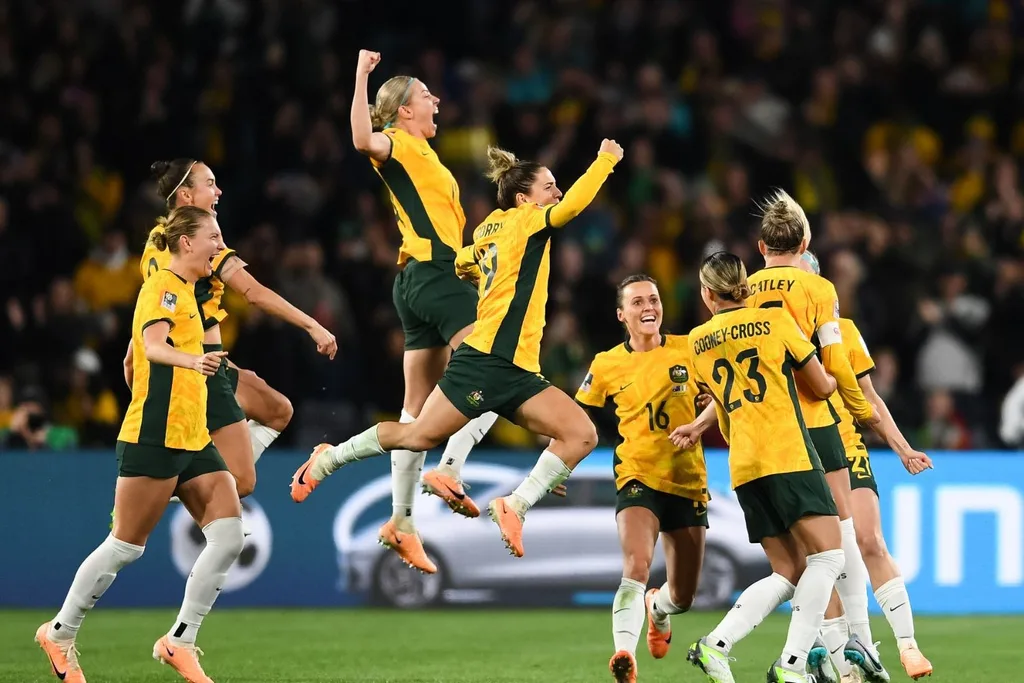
[
  {"xmin": 608, "ymin": 650, "xmax": 638, "ymax": 683},
  {"xmin": 421, "ymin": 469, "xmax": 480, "ymax": 517},
  {"xmin": 899, "ymin": 646, "xmax": 933, "ymax": 680},
  {"xmin": 378, "ymin": 520, "xmax": 437, "ymax": 574},
  {"xmin": 488, "ymin": 496, "xmax": 524, "ymax": 557},
  {"xmin": 153, "ymin": 635, "xmax": 214, "ymax": 683},
  {"xmin": 35, "ymin": 622, "xmax": 87, "ymax": 683},
  {"xmin": 290, "ymin": 444, "xmax": 330, "ymax": 503},
  {"xmin": 644, "ymin": 588, "xmax": 672, "ymax": 659}
]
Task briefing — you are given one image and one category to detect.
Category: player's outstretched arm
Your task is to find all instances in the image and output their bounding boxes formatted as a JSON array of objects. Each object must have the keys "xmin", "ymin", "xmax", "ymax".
[
  {"xmin": 351, "ymin": 49, "xmax": 393, "ymax": 163},
  {"xmin": 858, "ymin": 373, "xmax": 933, "ymax": 474},
  {"xmin": 223, "ymin": 267, "xmax": 338, "ymax": 359},
  {"xmin": 547, "ymin": 139, "xmax": 623, "ymax": 227}
]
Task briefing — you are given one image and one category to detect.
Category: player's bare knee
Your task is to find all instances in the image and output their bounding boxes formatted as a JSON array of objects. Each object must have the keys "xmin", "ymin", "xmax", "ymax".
[
  {"xmin": 267, "ymin": 392, "xmax": 293, "ymax": 432},
  {"xmin": 234, "ymin": 471, "xmax": 256, "ymax": 498},
  {"xmin": 622, "ymin": 553, "xmax": 652, "ymax": 584},
  {"xmin": 559, "ymin": 418, "xmax": 598, "ymax": 464},
  {"xmin": 857, "ymin": 529, "xmax": 887, "ymax": 560}
]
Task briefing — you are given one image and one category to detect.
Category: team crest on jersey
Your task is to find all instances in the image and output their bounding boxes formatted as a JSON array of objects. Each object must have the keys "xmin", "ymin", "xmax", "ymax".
[
  {"xmin": 579, "ymin": 372, "xmax": 594, "ymax": 393},
  {"xmin": 161, "ymin": 291, "xmax": 177, "ymax": 312},
  {"xmin": 669, "ymin": 365, "xmax": 688, "ymax": 384},
  {"xmin": 466, "ymin": 390, "xmax": 484, "ymax": 408}
]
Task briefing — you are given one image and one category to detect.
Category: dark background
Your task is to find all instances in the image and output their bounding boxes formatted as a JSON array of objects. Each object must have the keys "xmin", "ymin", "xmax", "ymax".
[{"xmin": 2, "ymin": 0, "xmax": 1023, "ymax": 453}]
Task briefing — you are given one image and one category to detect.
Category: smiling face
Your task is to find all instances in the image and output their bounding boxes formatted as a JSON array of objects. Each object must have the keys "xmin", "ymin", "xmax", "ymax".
[
  {"xmin": 520, "ymin": 167, "xmax": 562, "ymax": 207},
  {"xmin": 617, "ymin": 279, "xmax": 663, "ymax": 338},
  {"xmin": 177, "ymin": 163, "xmax": 222, "ymax": 215}
]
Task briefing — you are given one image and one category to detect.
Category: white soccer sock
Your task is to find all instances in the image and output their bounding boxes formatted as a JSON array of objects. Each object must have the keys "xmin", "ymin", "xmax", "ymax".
[
  {"xmin": 781, "ymin": 549, "xmax": 845, "ymax": 672},
  {"xmin": 706, "ymin": 572, "xmax": 796, "ymax": 655},
  {"xmin": 836, "ymin": 517, "xmax": 872, "ymax": 643},
  {"xmin": 437, "ymin": 411, "xmax": 497, "ymax": 478},
  {"xmin": 391, "ymin": 410, "xmax": 426, "ymax": 532},
  {"xmin": 509, "ymin": 449, "xmax": 572, "ymax": 514},
  {"xmin": 247, "ymin": 420, "xmax": 280, "ymax": 465},
  {"xmin": 652, "ymin": 582, "xmax": 688, "ymax": 624},
  {"xmin": 612, "ymin": 577, "xmax": 646, "ymax": 654},
  {"xmin": 169, "ymin": 517, "xmax": 244, "ymax": 645},
  {"xmin": 49, "ymin": 534, "xmax": 145, "ymax": 642},
  {"xmin": 313, "ymin": 425, "xmax": 385, "ymax": 479},
  {"xmin": 820, "ymin": 616, "xmax": 854, "ymax": 676},
  {"xmin": 874, "ymin": 576, "xmax": 917, "ymax": 650}
]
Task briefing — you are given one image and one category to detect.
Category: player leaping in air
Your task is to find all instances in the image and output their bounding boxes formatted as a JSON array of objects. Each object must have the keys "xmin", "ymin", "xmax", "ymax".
[
  {"xmin": 292, "ymin": 139, "xmax": 624, "ymax": 561},
  {"xmin": 330, "ymin": 49, "xmax": 508, "ymax": 574}
]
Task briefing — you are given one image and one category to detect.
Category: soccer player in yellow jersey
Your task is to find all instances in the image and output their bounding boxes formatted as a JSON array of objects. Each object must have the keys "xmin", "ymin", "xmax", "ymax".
[
  {"xmin": 36, "ymin": 207, "xmax": 244, "ymax": 683},
  {"xmin": 575, "ymin": 275, "xmax": 710, "ymax": 683},
  {"xmin": 132, "ymin": 159, "xmax": 337, "ymax": 506},
  {"xmin": 677, "ymin": 251, "xmax": 844, "ymax": 683},
  {"xmin": 798, "ymin": 252, "xmax": 934, "ymax": 682},
  {"xmin": 294, "ymin": 138, "xmax": 623, "ymax": 561},
  {"xmin": 344, "ymin": 49, "xmax": 506, "ymax": 570},
  {"xmin": 744, "ymin": 189, "xmax": 883, "ymax": 679}
]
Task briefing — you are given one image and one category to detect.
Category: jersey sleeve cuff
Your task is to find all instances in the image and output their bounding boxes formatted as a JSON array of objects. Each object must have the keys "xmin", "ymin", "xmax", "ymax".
[
  {"xmin": 141, "ymin": 317, "xmax": 173, "ymax": 332},
  {"xmin": 213, "ymin": 251, "xmax": 238, "ymax": 278},
  {"xmin": 544, "ymin": 205, "xmax": 554, "ymax": 230},
  {"xmin": 855, "ymin": 365, "xmax": 876, "ymax": 379},
  {"xmin": 792, "ymin": 349, "xmax": 816, "ymax": 369}
]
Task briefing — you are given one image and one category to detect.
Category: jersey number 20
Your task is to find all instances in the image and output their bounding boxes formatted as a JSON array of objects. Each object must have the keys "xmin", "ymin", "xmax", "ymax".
[{"xmin": 711, "ymin": 349, "xmax": 767, "ymax": 413}]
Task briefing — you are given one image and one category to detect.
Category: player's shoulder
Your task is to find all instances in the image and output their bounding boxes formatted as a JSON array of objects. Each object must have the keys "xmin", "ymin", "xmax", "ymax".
[
  {"xmin": 592, "ymin": 343, "xmax": 630, "ymax": 368},
  {"xmin": 664, "ymin": 333, "xmax": 691, "ymax": 350},
  {"xmin": 800, "ymin": 269, "xmax": 838, "ymax": 296}
]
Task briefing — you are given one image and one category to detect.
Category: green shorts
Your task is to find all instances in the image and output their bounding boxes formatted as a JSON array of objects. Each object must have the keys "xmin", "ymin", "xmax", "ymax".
[
  {"xmin": 846, "ymin": 444, "xmax": 879, "ymax": 495},
  {"xmin": 615, "ymin": 479, "xmax": 709, "ymax": 532},
  {"xmin": 116, "ymin": 440, "xmax": 227, "ymax": 483},
  {"xmin": 393, "ymin": 259, "xmax": 479, "ymax": 350},
  {"xmin": 437, "ymin": 344, "xmax": 551, "ymax": 422},
  {"xmin": 204, "ymin": 343, "xmax": 245, "ymax": 432},
  {"xmin": 735, "ymin": 469, "xmax": 838, "ymax": 543},
  {"xmin": 809, "ymin": 424, "xmax": 847, "ymax": 473}
]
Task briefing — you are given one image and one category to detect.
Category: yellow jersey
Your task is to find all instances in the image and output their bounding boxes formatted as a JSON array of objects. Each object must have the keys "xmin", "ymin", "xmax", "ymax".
[
  {"xmin": 141, "ymin": 226, "xmax": 242, "ymax": 330},
  {"xmin": 576, "ymin": 335, "xmax": 709, "ymax": 502},
  {"xmin": 462, "ymin": 151, "xmax": 618, "ymax": 372},
  {"xmin": 689, "ymin": 307, "xmax": 819, "ymax": 489},
  {"xmin": 746, "ymin": 265, "xmax": 841, "ymax": 429},
  {"xmin": 118, "ymin": 269, "xmax": 210, "ymax": 451},
  {"xmin": 830, "ymin": 318, "xmax": 876, "ymax": 454},
  {"xmin": 372, "ymin": 128, "xmax": 465, "ymax": 265}
]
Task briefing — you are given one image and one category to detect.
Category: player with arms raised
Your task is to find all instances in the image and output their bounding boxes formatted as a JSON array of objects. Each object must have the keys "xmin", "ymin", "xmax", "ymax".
[
  {"xmin": 576, "ymin": 274, "xmax": 711, "ymax": 683},
  {"xmin": 136, "ymin": 159, "xmax": 337, "ymax": 507},
  {"xmin": 339, "ymin": 49, "xmax": 506, "ymax": 572},
  {"xmin": 292, "ymin": 139, "xmax": 623, "ymax": 560},
  {"xmin": 798, "ymin": 252, "xmax": 934, "ymax": 682},
  {"xmin": 36, "ymin": 207, "xmax": 244, "ymax": 683},
  {"xmin": 680, "ymin": 251, "xmax": 844, "ymax": 683}
]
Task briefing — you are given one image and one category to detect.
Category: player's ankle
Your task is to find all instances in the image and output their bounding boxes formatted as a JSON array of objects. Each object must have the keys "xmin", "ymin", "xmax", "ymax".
[{"xmin": 391, "ymin": 515, "xmax": 416, "ymax": 533}]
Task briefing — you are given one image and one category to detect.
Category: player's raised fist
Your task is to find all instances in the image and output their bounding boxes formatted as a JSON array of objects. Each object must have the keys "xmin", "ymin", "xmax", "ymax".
[
  {"xmin": 357, "ymin": 50, "xmax": 381, "ymax": 75},
  {"xmin": 599, "ymin": 138, "xmax": 624, "ymax": 161}
]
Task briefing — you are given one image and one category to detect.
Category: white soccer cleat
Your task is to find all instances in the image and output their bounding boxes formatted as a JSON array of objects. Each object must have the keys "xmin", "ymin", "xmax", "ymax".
[{"xmin": 687, "ymin": 638, "xmax": 736, "ymax": 683}]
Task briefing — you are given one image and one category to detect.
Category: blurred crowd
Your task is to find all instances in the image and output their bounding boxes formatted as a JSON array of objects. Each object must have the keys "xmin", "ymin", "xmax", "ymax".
[{"xmin": 2, "ymin": 0, "xmax": 1024, "ymax": 452}]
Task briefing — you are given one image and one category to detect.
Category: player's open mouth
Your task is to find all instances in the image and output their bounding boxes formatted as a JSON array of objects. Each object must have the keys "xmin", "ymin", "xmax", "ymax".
[
  {"xmin": 640, "ymin": 315, "xmax": 657, "ymax": 323},
  {"xmin": 211, "ymin": 199, "xmax": 218, "ymax": 215}
]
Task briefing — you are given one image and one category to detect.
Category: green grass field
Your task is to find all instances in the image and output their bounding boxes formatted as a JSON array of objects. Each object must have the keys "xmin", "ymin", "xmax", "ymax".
[{"xmin": 2, "ymin": 608, "xmax": 1015, "ymax": 682}]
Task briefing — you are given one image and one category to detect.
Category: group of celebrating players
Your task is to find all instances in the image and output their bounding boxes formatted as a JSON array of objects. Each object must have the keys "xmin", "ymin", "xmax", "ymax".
[{"xmin": 33, "ymin": 48, "xmax": 935, "ymax": 683}]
